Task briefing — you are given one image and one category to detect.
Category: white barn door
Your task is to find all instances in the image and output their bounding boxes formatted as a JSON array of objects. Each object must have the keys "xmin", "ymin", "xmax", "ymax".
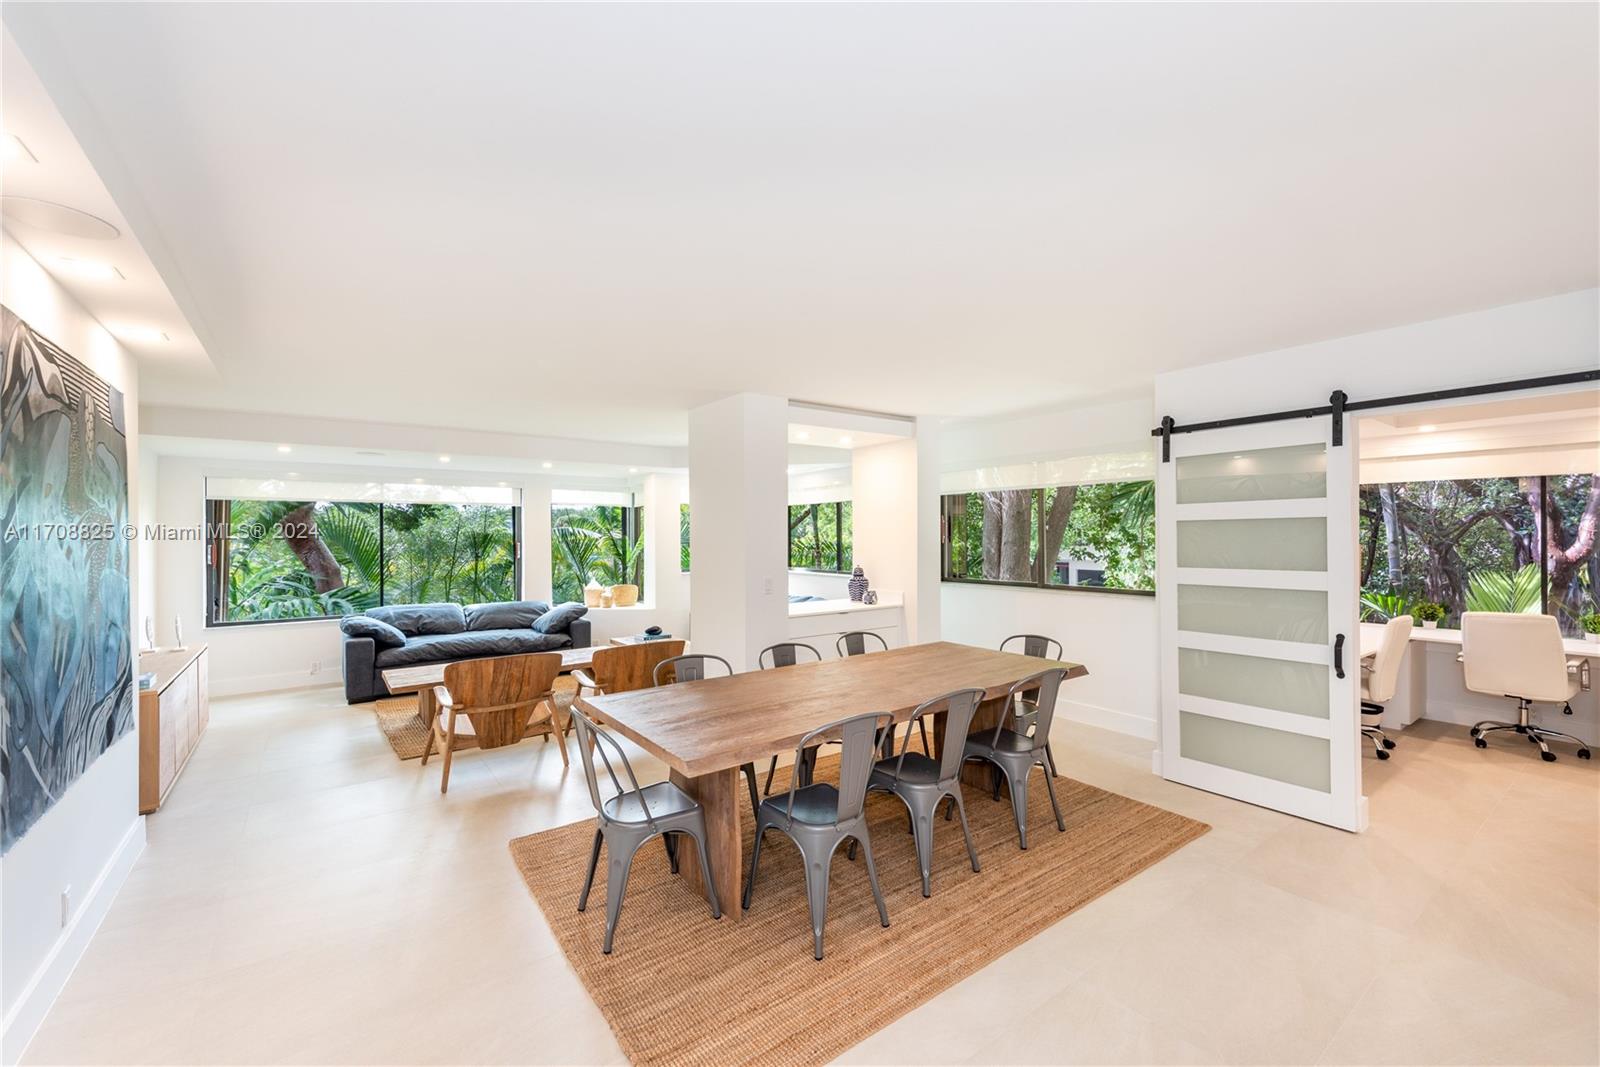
[{"xmin": 1156, "ymin": 417, "xmax": 1363, "ymax": 831}]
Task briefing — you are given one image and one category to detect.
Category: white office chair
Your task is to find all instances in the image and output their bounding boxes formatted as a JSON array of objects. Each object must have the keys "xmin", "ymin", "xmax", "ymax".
[
  {"xmin": 1361, "ymin": 615, "xmax": 1413, "ymax": 760},
  {"xmin": 1461, "ymin": 612, "xmax": 1591, "ymax": 762}
]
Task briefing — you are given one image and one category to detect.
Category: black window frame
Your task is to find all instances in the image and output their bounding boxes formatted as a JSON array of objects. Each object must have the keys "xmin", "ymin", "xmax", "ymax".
[
  {"xmin": 938, "ymin": 485, "xmax": 1156, "ymax": 598},
  {"xmin": 205, "ymin": 498, "xmax": 523, "ymax": 627}
]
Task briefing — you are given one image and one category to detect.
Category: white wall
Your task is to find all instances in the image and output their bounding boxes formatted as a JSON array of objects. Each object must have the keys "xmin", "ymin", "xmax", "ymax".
[
  {"xmin": 1, "ymin": 234, "xmax": 146, "ymax": 1063},
  {"xmin": 851, "ymin": 418, "xmax": 941, "ymax": 643},
  {"xmin": 147, "ymin": 456, "xmax": 688, "ymax": 696},
  {"xmin": 939, "ymin": 396, "xmax": 1160, "ymax": 738}
]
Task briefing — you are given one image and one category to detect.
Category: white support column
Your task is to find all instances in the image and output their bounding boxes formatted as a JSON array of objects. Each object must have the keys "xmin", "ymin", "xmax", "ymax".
[{"xmin": 688, "ymin": 394, "xmax": 789, "ymax": 670}]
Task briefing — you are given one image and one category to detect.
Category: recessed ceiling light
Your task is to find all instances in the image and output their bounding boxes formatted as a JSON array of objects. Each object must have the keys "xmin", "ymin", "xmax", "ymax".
[
  {"xmin": 795, "ymin": 430, "xmax": 809, "ymax": 441},
  {"xmin": 541, "ymin": 461, "xmax": 553, "ymax": 469},
  {"xmin": 1, "ymin": 197, "xmax": 121, "ymax": 239},
  {"xmin": 839, "ymin": 436, "xmax": 853, "ymax": 446},
  {"xmin": 3, "ymin": 133, "xmax": 38, "ymax": 164},
  {"xmin": 497, "ymin": 481, "xmax": 508, "ymax": 488},
  {"xmin": 276, "ymin": 445, "xmax": 292, "ymax": 454},
  {"xmin": 286, "ymin": 472, "xmax": 300, "ymax": 478},
  {"xmin": 437, "ymin": 455, "xmax": 451, "ymax": 463},
  {"xmin": 628, "ymin": 467, "xmax": 639, "ymax": 474},
  {"xmin": 1418, "ymin": 424, "xmax": 1437, "ymax": 433},
  {"xmin": 413, "ymin": 477, "xmax": 424, "ymax": 483},
  {"xmin": 54, "ymin": 257, "xmax": 124, "ymax": 282}
]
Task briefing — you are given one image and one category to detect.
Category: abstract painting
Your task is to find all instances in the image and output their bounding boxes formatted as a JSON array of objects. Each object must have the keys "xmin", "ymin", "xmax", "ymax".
[{"xmin": 1, "ymin": 305, "xmax": 132, "ymax": 854}]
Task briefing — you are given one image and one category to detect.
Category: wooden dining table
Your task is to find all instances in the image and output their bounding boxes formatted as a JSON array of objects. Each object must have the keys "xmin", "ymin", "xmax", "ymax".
[{"xmin": 576, "ymin": 640, "xmax": 1088, "ymax": 921}]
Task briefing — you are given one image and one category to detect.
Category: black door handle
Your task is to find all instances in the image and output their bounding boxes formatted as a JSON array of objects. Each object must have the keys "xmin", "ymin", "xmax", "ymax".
[{"xmin": 1333, "ymin": 633, "xmax": 1345, "ymax": 679}]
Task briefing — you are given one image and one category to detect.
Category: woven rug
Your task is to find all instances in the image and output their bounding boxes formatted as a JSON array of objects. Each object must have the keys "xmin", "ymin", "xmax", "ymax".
[
  {"xmin": 373, "ymin": 679, "xmax": 577, "ymax": 760},
  {"xmin": 508, "ymin": 757, "xmax": 1209, "ymax": 1067}
]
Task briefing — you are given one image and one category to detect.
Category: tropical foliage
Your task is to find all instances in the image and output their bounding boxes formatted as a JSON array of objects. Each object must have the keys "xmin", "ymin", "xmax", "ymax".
[
  {"xmin": 1359, "ymin": 474, "xmax": 1599, "ymax": 635},
  {"xmin": 944, "ymin": 480, "xmax": 1156, "ymax": 591},
  {"xmin": 551, "ymin": 505, "xmax": 644, "ymax": 604},
  {"xmin": 788, "ymin": 502, "xmax": 852, "ymax": 571},
  {"xmin": 214, "ymin": 499, "xmax": 518, "ymax": 622}
]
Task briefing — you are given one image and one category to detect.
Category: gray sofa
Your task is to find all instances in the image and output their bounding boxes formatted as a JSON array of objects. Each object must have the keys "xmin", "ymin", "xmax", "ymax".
[{"xmin": 340, "ymin": 600, "xmax": 591, "ymax": 704}]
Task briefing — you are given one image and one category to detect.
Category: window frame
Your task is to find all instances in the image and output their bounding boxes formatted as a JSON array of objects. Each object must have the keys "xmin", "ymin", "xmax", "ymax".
[
  {"xmin": 938, "ymin": 485, "xmax": 1156, "ymax": 598},
  {"xmin": 204, "ymin": 499, "xmax": 523, "ymax": 627}
]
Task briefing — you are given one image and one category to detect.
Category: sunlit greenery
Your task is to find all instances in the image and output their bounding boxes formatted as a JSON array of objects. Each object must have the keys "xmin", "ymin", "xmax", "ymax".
[
  {"xmin": 944, "ymin": 481, "xmax": 1155, "ymax": 591},
  {"xmin": 551, "ymin": 505, "xmax": 644, "ymax": 604},
  {"xmin": 213, "ymin": 500, "xmax": 518, "ymax": 623},
  {"xmin": 788, "ymin": 501, "xmax": 852, "ymax": 571}
]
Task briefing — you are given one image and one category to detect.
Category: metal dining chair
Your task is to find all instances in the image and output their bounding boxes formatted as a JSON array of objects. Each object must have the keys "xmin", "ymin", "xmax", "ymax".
[
  {"xmin": 837, "ymin": 630, "xmax": 929, "ymax": 756},
  {"xmin": 653, "ymin": 653, "xmax": 761, "ymax": 820},
  {"xmin": 569, "ymin": 705, "xmax": 721, "ymax": 954},
  {"xmin": 744, "ymin": 711, "xmax": 893, "ymax": 960},
  {"xmin": 999, "ymin": 634, "xmax": 1064, "ymax": 778},
  {"xmin": 864, "ymin": 688, "xmax": 986, "ymax": 897},
  {"xmin": 963, "ymin": 668, "xmax": 1068, "ymax": 849},
  {"xmin": 757, "ymin": 642, "xmax": 823, "ymax": 793}
]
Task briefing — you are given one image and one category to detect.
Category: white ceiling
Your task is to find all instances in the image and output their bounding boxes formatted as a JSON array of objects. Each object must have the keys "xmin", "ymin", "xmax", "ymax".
[{"xmin": 6, "ymin": 3, "xmax": 1596, "ymax": 446}]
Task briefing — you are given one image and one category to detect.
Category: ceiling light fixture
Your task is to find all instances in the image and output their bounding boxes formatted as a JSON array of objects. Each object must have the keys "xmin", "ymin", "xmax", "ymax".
[
  {"xmin": 112, "ymin": 325, "xmax": 169, "ymax": 344},
  {"xmin": 276, "ymin": 445, "xmax": 292, "ymax": 454},
  {"xmin": 287, "ymin": 472, "xmax": 300, "ymax": 478},
  {"xmin": 628, "ymin": 467, "xmax": 639, "ymax": 474},
  {"xmin": 839, "ymin": 436, "xmax": 853, "ymax": 446},
  {"xmin": 541, "ymin": 461, "xmax": 553, "ymax": 469},
  {"xmin": 438, "ymin": 455, "xmax": 451, "ymax": 463},
  {"xmin": 1418, "ymin": 424, "xmax": 1437, "ymax": 433},
  {"xmin": 795, "ymin": 430, "xmax": 809, "ymax": 441},
  {"xmin": 54, "ymin": 257, "xmax": 124, "ymax": 282}
]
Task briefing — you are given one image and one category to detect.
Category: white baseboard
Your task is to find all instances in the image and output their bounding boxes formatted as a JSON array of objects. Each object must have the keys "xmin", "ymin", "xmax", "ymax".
[
  {"xmin": 1057, "ymin": 697, "xmax": 1158, "ymax": 741},
  {"xmin": 212, "ymin": 668, "xmax": 334, "ymax": 697},
  {"xmin": 2, "ymin": 817, "xmax": 145, "ymax": 1066}
]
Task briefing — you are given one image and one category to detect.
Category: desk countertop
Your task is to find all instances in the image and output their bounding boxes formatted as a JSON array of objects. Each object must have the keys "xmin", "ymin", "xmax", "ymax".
[{"xmin": 1360, "ymin": 621, "xmax": 1600, "ymax": 659}]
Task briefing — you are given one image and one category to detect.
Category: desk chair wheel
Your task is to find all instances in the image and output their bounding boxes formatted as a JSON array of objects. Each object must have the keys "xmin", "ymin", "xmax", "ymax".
[
  {"xmin": 1563, "ymin": 703, "xmax": 1574, "ymax": 715},
  {"xmin": 1541, "ymin": 751, "xmax": 1557, "ymax": 762},
  {"xmin": 1375, "ymin": 748, "xmax": 1390, "ymax": 760},
  {"xmin": 1578, "ymin": 748, "xmax": 1591, "ymax": 760},
  {"xmin": 1381, "ymin": 738, "xmax": 1396, "ymax": 750},
  {"xmin": 1474, "ymin": 737, "xmax": 1488, "ymax": 749}
]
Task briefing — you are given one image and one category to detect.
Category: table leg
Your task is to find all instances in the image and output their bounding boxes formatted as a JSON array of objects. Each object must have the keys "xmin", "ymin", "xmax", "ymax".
[
  {"xmin": 668, "ymin": 766, "xmax": 742, "ymax": 923},
  {"xmin": 415, "ymin": 686, "xmax": 437, "ymax": 732},
  {"xmin": 958, "ymin": 695, "xmax": 1011, "ymax": 789}
]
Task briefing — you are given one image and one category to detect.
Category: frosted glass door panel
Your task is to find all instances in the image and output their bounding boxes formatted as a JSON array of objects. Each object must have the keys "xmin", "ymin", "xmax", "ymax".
[
  {"xmin": 1178, "ymin": 647, "xmax": 1329, "ymax": 718},
  {"xmin": 1176, "ymin": 518, "xmax": 1327, "ymax": 571},
  {"xmin": 1177, "ymin": 585, "xmax": 1329, "ymax": 643},
  {"xmin": 1178, "ymin": 712, "xmax": 1331, "ymax": 792},
  {"xmin": 1176, "ymin": 443, "xmax": 1327, "ymax": 504}
]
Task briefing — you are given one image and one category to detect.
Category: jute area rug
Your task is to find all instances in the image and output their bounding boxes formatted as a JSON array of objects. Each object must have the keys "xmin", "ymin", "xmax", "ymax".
[
  {"xmin": 508, "ymin": 756, "xmax": 1209, "ymax": 1067},
  {"xmin": 372, "ymin": 678, "xmax": 578, "ymax": 760}
]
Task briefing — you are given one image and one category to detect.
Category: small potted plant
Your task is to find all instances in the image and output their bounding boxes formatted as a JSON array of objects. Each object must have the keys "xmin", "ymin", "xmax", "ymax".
[
  {"xmin": 1413, "ymin": 602, "xmax": 1446, "ymax": 629},
  {"xmin": 1580, "ymin": 612, "xmax": 1600, "ymax": 644}
]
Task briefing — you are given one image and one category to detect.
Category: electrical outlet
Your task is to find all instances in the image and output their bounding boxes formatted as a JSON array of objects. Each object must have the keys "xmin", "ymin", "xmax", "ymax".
[
  {"xmin": 60, "ymin": 886, "xmax": 72, "ymax": 928},
  {"xmin": 308, "ymin": 660, "xmax": 321, "ymax": 676},
  {"xmin": 763, "ymin": 577, "xmax": 774, "ymax": 595}
]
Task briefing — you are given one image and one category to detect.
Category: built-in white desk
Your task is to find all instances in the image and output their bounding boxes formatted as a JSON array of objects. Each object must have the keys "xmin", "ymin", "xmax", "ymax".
[{"xmin": 1358, "ymin": 622, "xmax": 1598, "ymax": 734}]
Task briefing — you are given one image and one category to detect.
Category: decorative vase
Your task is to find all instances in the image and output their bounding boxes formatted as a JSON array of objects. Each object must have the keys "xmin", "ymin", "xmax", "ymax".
[
  {"xmin": 583, "ymin": 581, "xmax": 604, "ymax": 608},
  {"xmin": 1422, "ymin": 620, "xmax": 1438, "ymax": 629},
  {"xmin": 863, "ymin": 589, "xmax": 878, "ymax": 605},
  {"xmin": 611, "ymin": 583, "xmax": 639, "ymax": 607},
  {"xmin": 847, "ymin": 566, "xmax": 868, "ymax": 602}
]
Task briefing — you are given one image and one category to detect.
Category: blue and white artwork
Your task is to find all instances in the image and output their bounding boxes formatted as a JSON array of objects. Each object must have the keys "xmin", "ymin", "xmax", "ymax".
[{"xmin": 1, "ymin": 305, "xmax": 133, "ymax": 854}]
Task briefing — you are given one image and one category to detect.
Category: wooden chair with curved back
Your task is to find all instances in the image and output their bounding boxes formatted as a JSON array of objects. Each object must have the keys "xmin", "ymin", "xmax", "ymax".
[
  {"xmin": 571, "ymin": 640, "xmax": 688, "ymax": 699},
  {"xmin": 420, "ymin": 651, "xmax": 566, "ymax": 793}
]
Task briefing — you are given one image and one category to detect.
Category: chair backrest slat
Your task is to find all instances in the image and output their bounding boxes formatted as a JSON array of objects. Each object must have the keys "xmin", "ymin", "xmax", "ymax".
[
  {"xmin": 758, "ymin": 642, "xmax": 821, "ymax": 670},
  {"xmin": 836, "ymin": 630, "xmax": 888, "ymax": 658},
  {"xmin": 1001, "ymin": 634, "xmax": 1064, "ymax": 661},
  {"xmin": 991, "ymin": 668, "xmax": 1067, "ymax": 750},
  {"xmin": 591, "ymin": 640, "xmax": 687, "ymax": 692},
  {"xmin": 441, "ymin": 652, "xmax": 561, "ymax": 749},
  {"xmin": 653, "ymin": 653, "xmax": 733, "ymax": 687},
  {"xmin": 784, "ymin": 711, "xmax": 890, "ymax": 824},
  {"xmin": 568, "ymin": 706, "xmax": 659, "ymax": 831}
]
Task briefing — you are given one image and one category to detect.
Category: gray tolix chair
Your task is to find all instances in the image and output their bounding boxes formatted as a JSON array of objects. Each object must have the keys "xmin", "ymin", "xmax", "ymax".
[
  {"xmin": 962, "ymin": 668, "xmax": 1068, "ymax": 849},
  {"xmin": 569, "ymin": 706, "xmax": 721, "ymax": 954},
  {"xmin": 743, "ymin": 711, "xmax": 893, "ymax": 960},
  {"xmin": 758, "ymin": 642, "xmax": 823, "ymax": 793},
  {"xmin": 864, "ymin": 688, "xmax": 986, "ymax": 898},
  {"xmin": 653, "ymin": 653, "xmax": 761, "ymax": 820},
  {"xmin": 1000, "ymin": 634, "xmax": 1065, "ymax": 778}
]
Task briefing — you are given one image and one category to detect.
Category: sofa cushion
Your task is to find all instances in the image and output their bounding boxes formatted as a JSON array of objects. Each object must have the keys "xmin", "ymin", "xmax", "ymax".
[
  {"xmin": 367, "ymin": 602, "xmax": 466, "ymax": 637},
  {"xmin": 340, "ymin": 615, "xmax": 407, "ymax": 649},
  {"xmin": 531, "ymin": 601, "xmax": 588, "ymax": 635},
  {"xmin": 373, "ymin": 628, "xmax": 571, "ymax": 668},
  {"xmin": 464, "ymin": 600, "xmax": 550, "ymax": 632}
]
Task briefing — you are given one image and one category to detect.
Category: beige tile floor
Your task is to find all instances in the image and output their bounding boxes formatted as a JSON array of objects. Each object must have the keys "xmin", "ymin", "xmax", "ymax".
[{"xmin": 21, "ymin": 687, "xmax": 1599, "ymax": 1066}]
